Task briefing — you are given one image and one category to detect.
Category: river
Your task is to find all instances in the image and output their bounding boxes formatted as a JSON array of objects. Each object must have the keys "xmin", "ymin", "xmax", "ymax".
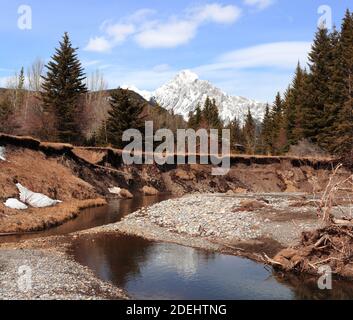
[{"xmin": 4, "ymin": 194, "xmax": 353, "ymax": 299}]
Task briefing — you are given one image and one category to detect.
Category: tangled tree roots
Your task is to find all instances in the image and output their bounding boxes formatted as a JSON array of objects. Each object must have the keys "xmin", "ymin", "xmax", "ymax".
[{"xmin": 268, "ymin": 225, "xmax": 353, "ymax": 279}]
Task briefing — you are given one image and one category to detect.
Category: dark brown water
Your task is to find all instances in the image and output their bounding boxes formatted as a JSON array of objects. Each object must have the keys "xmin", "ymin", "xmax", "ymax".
[
  {"xmin": 70, "ymin": 233, "xmax": 295, "ymax": 300},
  {"xmin": 70, "ymin": 233, "xmax": 353, "ymax": 300}
]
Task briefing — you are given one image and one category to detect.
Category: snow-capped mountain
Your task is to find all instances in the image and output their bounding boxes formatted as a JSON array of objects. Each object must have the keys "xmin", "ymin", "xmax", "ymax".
[
  {"xmin": 123, "ymin": 70, "xmax": 266, "ymax": 124},
  {"xmin": 121, "ymin": 85, "xmax": 153, "ymax": 102}
]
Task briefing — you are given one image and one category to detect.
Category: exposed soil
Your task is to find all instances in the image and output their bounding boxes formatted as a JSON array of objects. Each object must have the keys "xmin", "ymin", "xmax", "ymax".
[
  {"xmin": 0, "ymin": 147, "xmax": 98, "ymax": 201},
  {"xmin": 0, "ymin": 133, "xmax": 350, "ymax": 235}
]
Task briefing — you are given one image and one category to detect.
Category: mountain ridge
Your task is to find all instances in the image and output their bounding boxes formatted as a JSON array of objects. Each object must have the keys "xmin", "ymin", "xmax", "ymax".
[{"xmin": 123, "ymin": 70, "xmax": 267, "ymax": 124}]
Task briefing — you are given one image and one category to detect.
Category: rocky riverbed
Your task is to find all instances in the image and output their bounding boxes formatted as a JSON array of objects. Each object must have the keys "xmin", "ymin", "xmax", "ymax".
[
  {"xmin": 0, "ymin": 241, "xmax": 128, "ymax": 300},
  {"xmin": 86, "ymin": 193, "xmax": 352, "ymax": 260}
]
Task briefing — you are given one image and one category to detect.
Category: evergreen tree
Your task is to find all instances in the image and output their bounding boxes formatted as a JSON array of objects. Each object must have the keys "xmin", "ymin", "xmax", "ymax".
[
  {"xmin": 302, "ymin": 27, "xmax": 332, "ymax": 143},
  {"xmin": 260, "ymin": 104, "xmax": 273, "ymax": 155},
  {"xmin": 106, "ymin": 89, "xmax": 144, "ymax": 148},
  {"xmin": 209, "ymin": 99, "xmax": 222, "ymax": 129},
  {"xmin": 202, "ymin": 97, "xmax": 222, "ymax": 129},
  {"xmin": 188, "ymin": 104, "xmax": 202, "ymax": 130},
  {"xmin": 284, "ymin": 63, "xmax": 308, "ymax": 148},
  {"xmin": 16, "ymin": 67, "xmax": 26, "ymax": 108},
  {"xmin": 228, "ymin": 117, "xmax": 244, "ymax": 151},
  {"xmin": 194, "ymin": 104, "xmax": 202, "ymax": 128},
  {"xmin": 188, "ymin": 111, "xmax": 196, "ymax": 129},
  {"xmin": 202, "ymin": 96, "xmax": 213, "ymax": 128},
  {"xmin": 41, "ymin": 32, "xmax": 87, "ymax": 143},
  {"xmin": 331, "ymin": 10, "xmax": 353, "ymax": 156},
  {"xmin": 315, "ymin": 27, "xmax": 342, "ymax": 151},
  {"xmin": 18, "ymin": 67, "xmax": 25, "ymax": 90},
  {"xmin": 270, "ymin": 92, "xmax": 285, "ymax": 154},
  {"xmin": 243, "ymin": 109, "xmax": 257, "ymax": 154}
]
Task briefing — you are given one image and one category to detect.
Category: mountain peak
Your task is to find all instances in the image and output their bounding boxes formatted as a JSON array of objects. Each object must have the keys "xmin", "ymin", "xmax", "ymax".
[
  {"xmin": 125, "ymin": 71, "xmax": 266, "ymax": 125},
  {"xmin": 174, "ymin": 70, "xmax": 199, "ymax": 83}
]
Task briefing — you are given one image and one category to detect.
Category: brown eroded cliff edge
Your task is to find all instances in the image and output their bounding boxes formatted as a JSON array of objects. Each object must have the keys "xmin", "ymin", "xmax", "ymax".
[{"xmin": 0, "ymin": 133, "xmax": 350, "ymax": 234}]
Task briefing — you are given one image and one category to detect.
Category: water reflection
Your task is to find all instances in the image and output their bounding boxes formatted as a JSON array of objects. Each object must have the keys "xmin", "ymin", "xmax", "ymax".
[{"xmin": 70, "ymin": 234, "xmax": 296, "ymax": 300}]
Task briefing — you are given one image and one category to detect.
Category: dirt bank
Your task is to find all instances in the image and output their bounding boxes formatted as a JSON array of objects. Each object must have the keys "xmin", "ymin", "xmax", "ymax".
[
  {"xmin": 75, "ymin": 145, "xmax": 346, "ymax": 195},
  {"xmin": 0, "ymin": 133, "xmax": 351, "ymax": 235},
  {"xmin": 0, "ymin": 145, "xmax": 107, "ymax": 233},
  {"xmin": 1, "ymin": 133, "xmax": 349, "ymax": 198}
]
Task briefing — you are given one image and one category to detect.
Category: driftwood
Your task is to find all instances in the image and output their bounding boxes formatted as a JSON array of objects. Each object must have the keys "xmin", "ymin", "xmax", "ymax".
[{"xmin": 265, "ymin": 164, "xmax": 353, "ymax": 278}]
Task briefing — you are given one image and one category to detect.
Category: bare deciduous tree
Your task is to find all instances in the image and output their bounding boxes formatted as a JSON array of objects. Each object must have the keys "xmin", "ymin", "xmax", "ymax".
[{"xmin": 27, "ymin": 58, "xmax": 45, "ymax": 92}]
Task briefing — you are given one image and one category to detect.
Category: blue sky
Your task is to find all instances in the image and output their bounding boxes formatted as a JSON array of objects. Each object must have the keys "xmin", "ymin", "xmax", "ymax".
[{"xmin": 0, "ymin": 0, "xmax": 352, "ymax": 102}]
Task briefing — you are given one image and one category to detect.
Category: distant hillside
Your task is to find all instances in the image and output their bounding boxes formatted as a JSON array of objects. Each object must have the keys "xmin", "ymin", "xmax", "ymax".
[{"xmin": 0, "ymin": 87, "xmax": 187, "ymax": 140}]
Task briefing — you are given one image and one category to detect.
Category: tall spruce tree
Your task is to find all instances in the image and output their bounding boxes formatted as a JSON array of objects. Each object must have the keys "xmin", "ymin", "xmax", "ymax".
[
  {"xmin": 270, "ymin": 92, "xmax": 285, "ymax": 154},
  {"xmin": 194, "ymin": 104, "xmax": 202, "ymax": 128},
  {"xmin": 106, "ymin": 89, "xmax": 144, "ymax": 148},
  {"xmin": 268, "ymin": 9, "xmax": 353, "ymax": 157},
  {"xmin": 260, "ymin": 104, "xmax": 273, "ymax": 155},
  {"xmin": 243, "ymin": 109, "xmax": 257, "ymax": 154},
  {"xmin": 202, "ymin": 97, "xmax": 222, "ymax": 129},
  {"xmin": 302, "ymin": 26, "xmax": 332, "ymax": 143},
  {"xmin": 228, "ymin": 117, "xmax": 244, "ymax": 151},
  {"xmin": 332, "ymin": 10, "xmax": 353, "ymax": 156},
  {"xmin": 284, "ymin": 63, "xmax": 308, "ymax": 148},
  {"xmin": 41, "ymin": 32, "xmax": 87, "ymax": 143},
  {"xmin": 188, "ymin": 104, "xmax": 202, "ymax": 129}
]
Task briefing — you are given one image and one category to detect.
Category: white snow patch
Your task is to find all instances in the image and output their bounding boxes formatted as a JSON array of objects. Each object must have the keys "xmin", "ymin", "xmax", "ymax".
[
  {"xmin": 121, "ymin": 85, "xmax": 153, "ymax": 101},
  {"xmin": 16, "ymin": 183, "xmax": 62, "ymax": 208},
  {"xmin": 108, "ymin": 187, "xmax": 122, "ymax": 195},
  {"xmin": 4, "ymin": 198, "xmax": 28, "ymax": 210},
  {"xmin": 0, "ymin": 146, "xmax": 6, "ymax": 161}
]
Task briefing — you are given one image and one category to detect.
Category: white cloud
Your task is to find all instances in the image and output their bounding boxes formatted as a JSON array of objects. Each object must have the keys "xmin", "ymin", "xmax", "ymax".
[
  {"xmin": 105, "ymin": 23, "xmax": 135, "ymax": 43},
  {"xmin": 85, "ymin": 3, "xmax": 241, "ymax": 51},
  {"xmin": 135, "ymin": 20, "xmax": 198, "ymax": 48},
  {"xmin": 127, "ymin": 8, "xmax": 156, "ymax": 23},
  {"xmin": 135, "ymin": 4, "xmax": 241, "ymax": 49},
  {"xmin": 195, "ymin": 42, "xmax": 311, "ymax": 73},
  {"xmin": 192, "ymin": 3, "xmax": 242, "ymax": 24},
  {"xmin": 192, "ymin": 41, "xmax": 311, "ymax": 101},
  {"xmin": 85, "ymin": 36, "xmax": 112, "ymax": 53},
  {"xmin": 244, "ymin": 0, "xmax": 275, "ymax": 10}
]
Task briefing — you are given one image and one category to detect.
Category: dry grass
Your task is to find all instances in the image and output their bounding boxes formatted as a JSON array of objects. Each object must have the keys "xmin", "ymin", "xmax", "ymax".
[
  {"xmin": 0, "ymin": 198, "xmax": 107, "ymax": 233},
  {"xmin": 0, "ymin": 147, "xmax": 98, "ymax": 201},
  {"xmin": 0, "ymin": 145, "xmax": 107, "ymax": 234},
  {"xmin": 40, "ymin": 142, "xmax": 73, "ymax": 152},
  {"xmin": 73, "ymin": 148, "xmax": 107, "ymax": 165}
]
